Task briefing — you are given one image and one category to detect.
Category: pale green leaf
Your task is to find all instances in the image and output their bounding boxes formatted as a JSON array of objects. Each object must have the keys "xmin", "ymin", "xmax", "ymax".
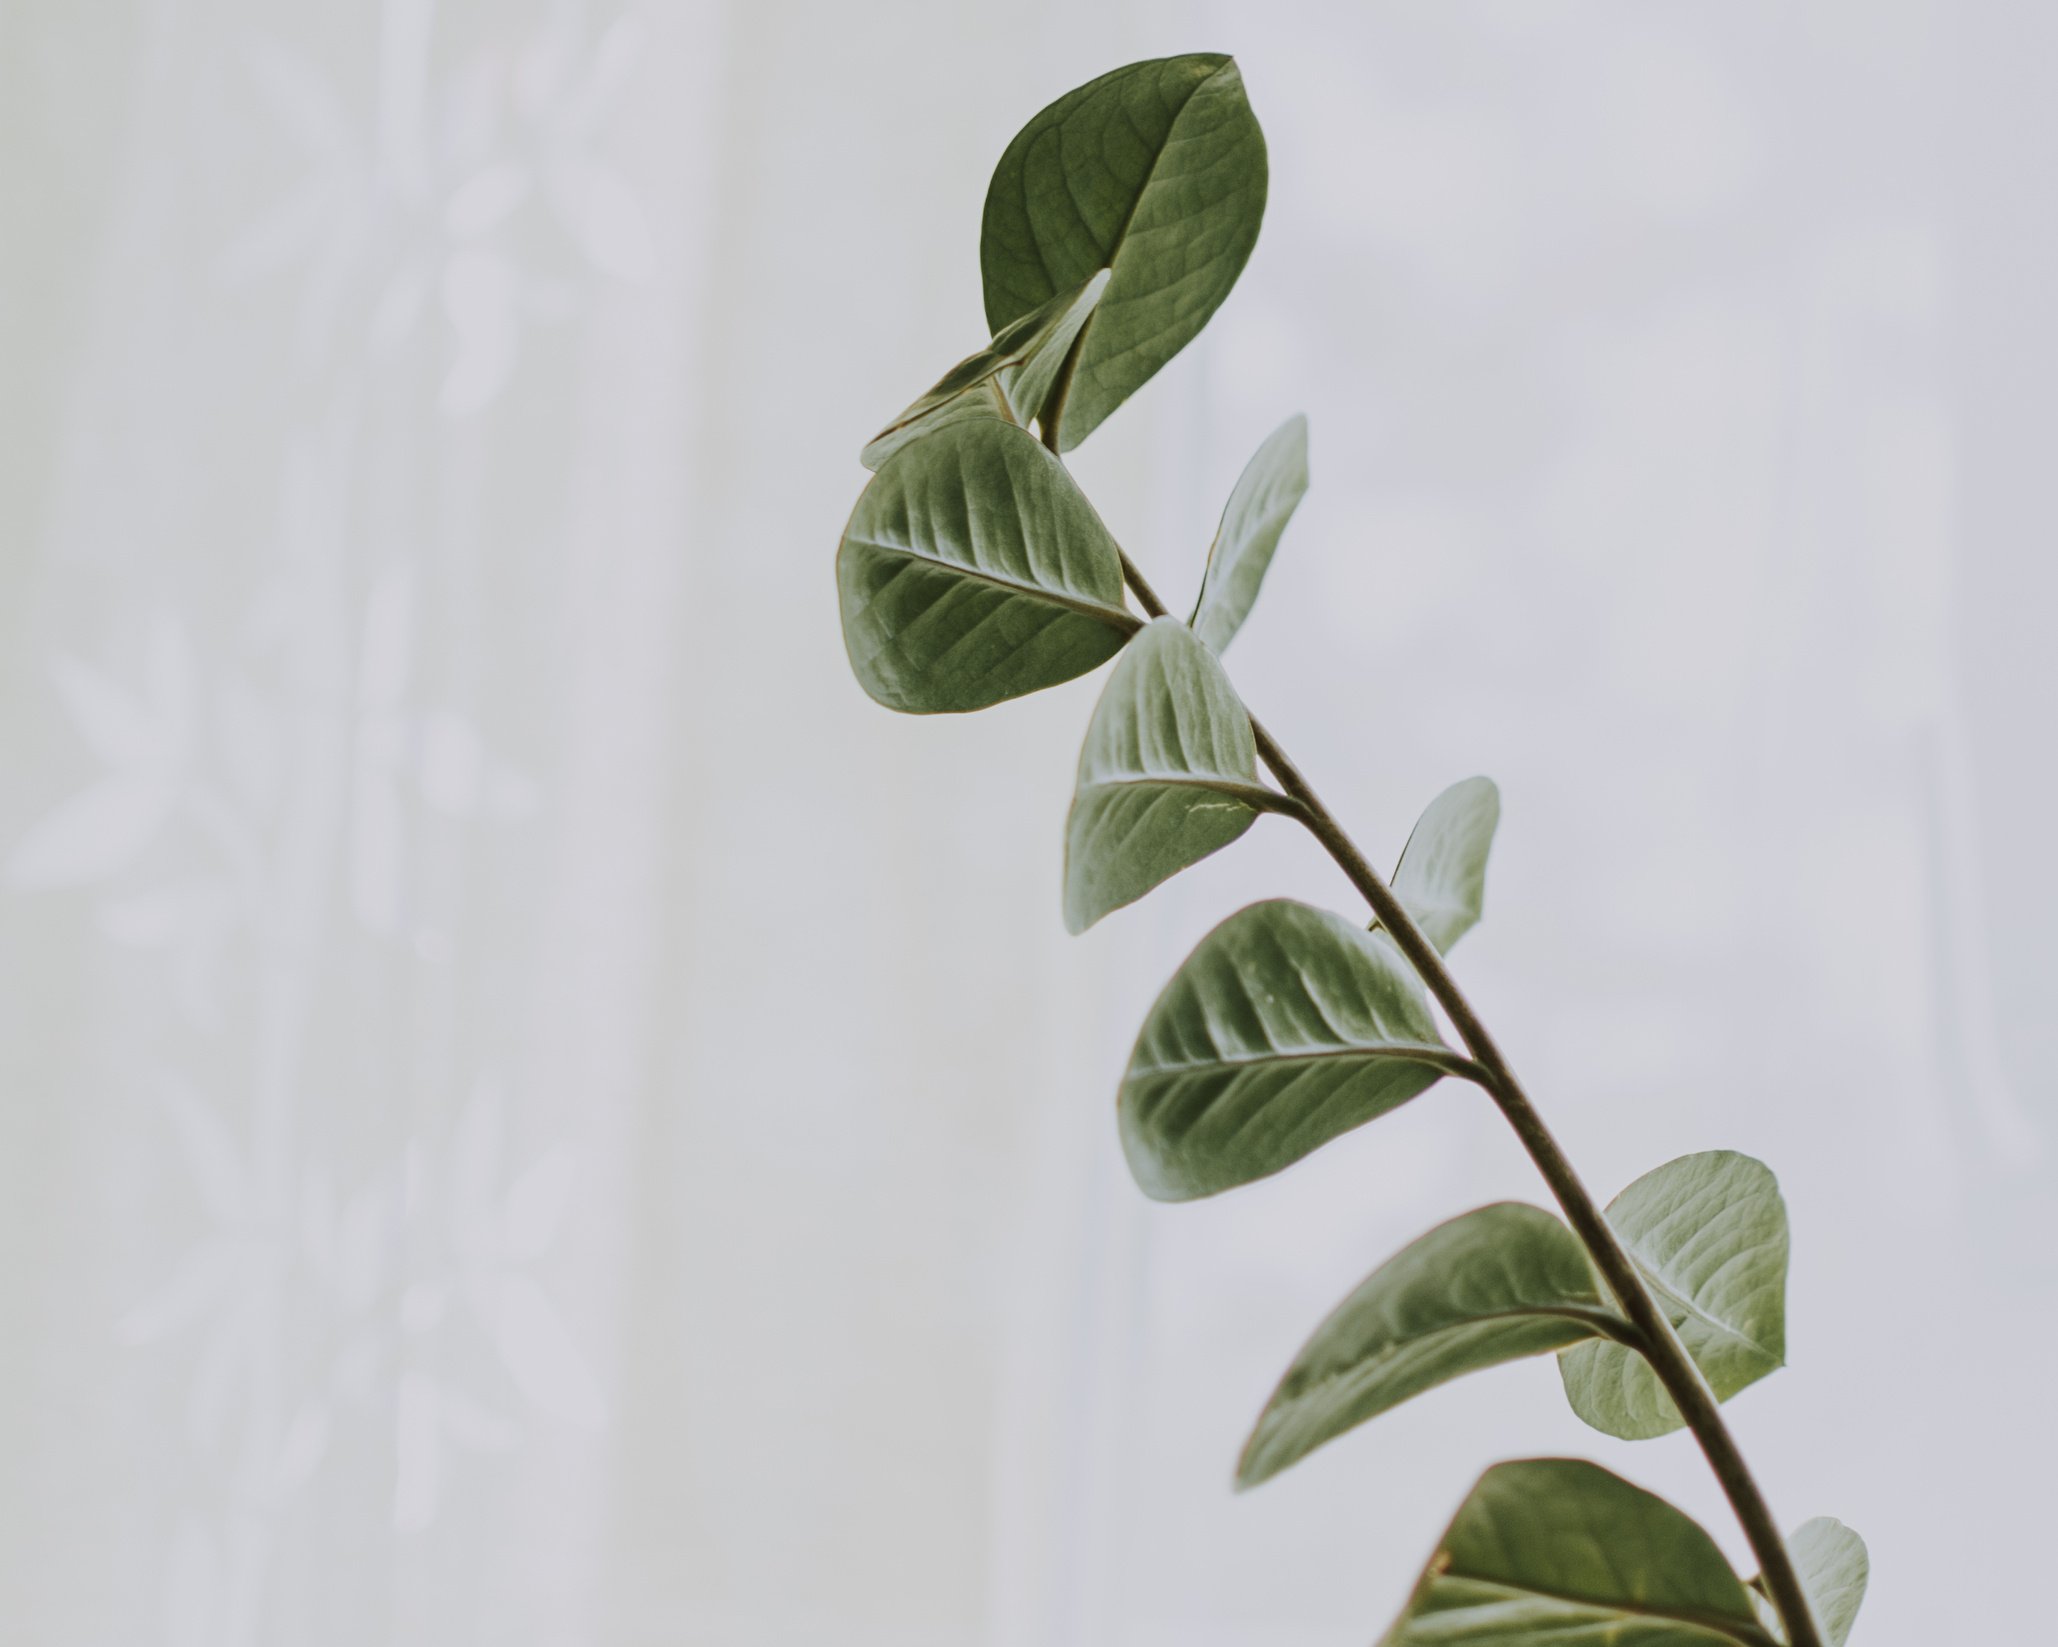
[
  {"xmin": 981, "ymin": 54, "xmax": 1267, "ymax": 450},
  {"xmin": 1560, "ymin": 1151, "xmax": 1789, "ymax": 1440},
  {"xmin": 837, "ymin": 419, "xmax": 1137, "ymax": 713},
  {"xmin": 1385, "ymin": 776, "xmax": 1501, "ymax": 953},
  {"xmin": 860, "ymin": 272, "xmax": 1110, "ymax": 471},
  {"xmin": 1759, "ymin": 1519, "xmax": 1867, "ymax": 1647},
  {"xmin": 1239, "ymin": 1203, "xmax": 1624, "ymax": 1488},
  {"xmin": 1118, "ymin": 899, "xmax": 1470, "ymax": 1201},
  {"xmin": 1064, "ymin": 618, "xmax": 1277, "ymax": 933},
  {"xmin": 1380, "ymin": 1458, "xmax": 1772, "ymax": 1646},
  {"xmin": 1191, "ymin": 414, "xmax": 1308, "ymax": 653},
  {"xmin": 859, "ymin": 378, "xmax": 1008, "ymax": 476},
  {"xmin": 1004, "ymin": 270, "xmax": 1112, "ymax": 433}
]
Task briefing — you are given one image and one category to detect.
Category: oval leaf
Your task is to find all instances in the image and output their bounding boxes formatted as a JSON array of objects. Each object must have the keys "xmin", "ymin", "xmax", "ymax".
[
  {"xmin": 981, "ymin": 54, "xmax": 1267, "ymax": 450},
  {"xmin": 1239, "ymin": 1203, "xmax": 1624, "ymax": 1489},
  {"xmin": 1191, "ymin": 414, "xmax": 1308, "ymax": 653},
  {"xmin": 1064, "ymin": 618, "xmax": 1277, "ymax": 933},
  {"xmin": 1384, "ymin": 776, "xmax": 1501, "ymax": 953},
  {"xmin": 837, "ymin": 418, "xmax": 1137, "ymax": 714},
  {"xmin": 1764, "ymin": 1518, "xmax": 1867, "ymax": 1647},
  {"xmin": 860, "ymin": 271, "xmax": 1111, "ymax": 470},
  {"xmin": 1118, "ymin": 899, "xmax": 1469, "ymax": 1201},
  {"xmin": 1559, "ymin": 1151, "xmax": 1789, "ymax": 1440},
  {"xmin": 1380, "ymin": 1458, "xmax": 1770, "ymax": 1646}
]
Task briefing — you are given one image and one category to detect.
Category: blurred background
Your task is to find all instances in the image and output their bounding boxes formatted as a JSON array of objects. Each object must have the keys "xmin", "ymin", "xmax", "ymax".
[{"xmin": 2, "ymin": 1, "xmax": 2052, "ymax": 1642}]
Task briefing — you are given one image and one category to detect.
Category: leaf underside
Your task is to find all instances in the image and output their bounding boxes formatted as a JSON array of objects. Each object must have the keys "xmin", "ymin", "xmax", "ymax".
[
  {"xmin": 1762, "ymin": 1517, "xmax": 1868, "ymax": 1647},
  {"xmin": 981, "ymin": 53, "xmax": 1268, "ymax": 450},
  {"xmin": 1240, "ymin": 1203, "xmax": 1619, "ymax": 1488},
  {"xmin": 1191, "ymin": 413, "xmax": 1308, "ymax": 653},
  {"xmin": 1064, "ymin": 617, "xmax": 1271, "ymax": 933},
  {"xmin": 1118, "ymin": 898, "xmax": 1460, "ymax": 1201},
  {"xmin": 1559, "ymin": 1150, "xmax": 1789, "ymax": 1440},
  {"xmin": 837, "ymin": 418, "xmax": 1136, "ymax": 714},
  {"xmin": 1386, "ymin": 776, "xmax": 1500, "ymax": 954},
  {"xmin": 1380, "ymin": 1459, "xmax": 1770, "ymax": 1647},
  {"xmin": 860, "ymin": 271, "xmax": 1110, "ymax": 471}
]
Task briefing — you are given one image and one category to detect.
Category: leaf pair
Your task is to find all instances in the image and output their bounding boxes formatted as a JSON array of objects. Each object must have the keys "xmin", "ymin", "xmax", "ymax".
[
  {"xmin": 1055, "ymin": 415, "xmax": 1310, "ymax": 926},
  {"xmin": 1380, "ymin": 1459, "xmax": 1867, "ymax": 1646},
  {"xmin": 844, "ymin": 407, "xmax": 1309, "ymax": 722},
  {"xmin": 1237, "ymin": 1153, "xmax": 1790, "ymax": 1491},
  {"xmin": 1112, "ymin": 771, "xmax": 1502, "ymax": 1200}
]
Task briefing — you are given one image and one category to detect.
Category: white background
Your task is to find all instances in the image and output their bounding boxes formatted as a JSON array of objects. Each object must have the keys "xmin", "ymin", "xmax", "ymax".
[{"xmin": 2, "ymin": 2, "xmax": 2052, "ymax": 1643}]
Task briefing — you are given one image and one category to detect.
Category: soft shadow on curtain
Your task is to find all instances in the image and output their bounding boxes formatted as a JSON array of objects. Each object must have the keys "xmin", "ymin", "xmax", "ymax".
[{"xmin": 2, "ymin": 3, "xmax": 2052, "ymax": 1646}]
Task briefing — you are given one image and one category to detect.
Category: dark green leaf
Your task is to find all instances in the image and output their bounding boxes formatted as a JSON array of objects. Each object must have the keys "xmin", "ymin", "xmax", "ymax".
[
  {"xmin": 1385, "ymin": 776, "xmax": 1500, "ymax": 953},
  {"xmin": 1758, "ymin": 1519, "xmax": 1868, "ymax": 1647},
  {"xmin": 981, "ymin": 54, "xmax": 1267, "ymax": 450},
  {"xmin": 1191, "ymin": 414, "xmax": 1308, "ymax": 653},
  {"xmin": 1380, "ymin": 1458, "xmax": 1772, "ymax": 1646},
  {"xmin": 1064, "ymin": 617, "xmax": 1277, "ymax": 933},
  {"xmin": 1118, "ymin": 899, "xmax": 1470, "ymax": 1201},
  {"xmin": 1560, "ymin": 1151, "xmax": 1789, "ymax": 1440},
  {"xmin": 837, "ymin": 419, "xmax": 1137, "ymax": 713},
  {"xmin": 860, "ymin": 272, "xmax": 1110, "ymax": 471},
  {"xmin": 1239, "ymin": 1203, "xmax": 1623, "ymax": 1488}
]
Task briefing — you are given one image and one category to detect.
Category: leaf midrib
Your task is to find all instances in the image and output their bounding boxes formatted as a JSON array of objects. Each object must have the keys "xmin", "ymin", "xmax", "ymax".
[
  {"xmin": 1134, "ymin": 1040, "xmax": 1471, "ymax": 1082},
  {"xmin": 1268, "ymin": 1303, "xmax": 1630, "ymax": 1417},
  {"xmin": 1022, "ymin": 58, "xmax": 1236, "ymax": 405},
  {"xmin": 1426, "ymin": 1570, "xmax": 1777, "ymax": 1647},
  {"xmin": 1636, "ymin": 1261, "xmax": 1782, "ymax": 1368},
  {"xmin": 848, "ymin": 531, "xmax": 1139, "ymax": 630},
  {"xmin": 1077, "ymin": 771, "xmax": 1284, "ymax": 812},
  {"xmin": 1096, "ymin": 58, "xmax": 1232, "ymax": 281}
]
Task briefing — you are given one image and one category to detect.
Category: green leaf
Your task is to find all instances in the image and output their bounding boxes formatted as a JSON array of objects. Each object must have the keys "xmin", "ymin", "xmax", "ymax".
[
  {"xmin": 1117, "ymin": 899, "xmax": 1470, "ymax": 1201},
  {"xmin": 1385, "ymin": 776, "xmax": 1501, "ymax": 953},
  {"xmin": 1003, "ymin": 270, "xmax": 1113, "ymax": 436},
  {"xmin": 1063, "ymin": 617, "xmax": 1277, "ymax": 933},
  {"xmin": 860, "ymin": 272, "xmax": 1111, "ymax": 471},
  {"xmin": 1759, "ymin": 1519, "xmax": 1868, "ymax": 1647},
  {"xmin": 1190, "ymin": 414, "xmax": 1308, "ymax": 653},
  {"xmin": 859, "ymin": 378, "xmax": 1008, "ymax": 475},
  {"xmin": 981, "ymin": 54, "xmax": 1268, "ymax": 450},
  {"xmin": 837, "ymin": 418, "xmax": 1137, "ymax": 714},
  {"xmin": 1239, "ymin": 1203, "xmax": 1624, "ymax": 1489},
  {"xmin": 1380, "ymin": 1458, "xmax": 1772, "ymax": 1646},
  {"xmin": 1560, "ymin": 1151, "xmax": 1789, "ymax": 1440}
]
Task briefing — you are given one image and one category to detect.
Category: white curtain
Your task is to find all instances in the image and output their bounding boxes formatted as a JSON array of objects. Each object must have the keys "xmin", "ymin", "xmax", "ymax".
[{"xmin": 2, "ymin": 3, "xmax": 2050, "ymax": 1644}]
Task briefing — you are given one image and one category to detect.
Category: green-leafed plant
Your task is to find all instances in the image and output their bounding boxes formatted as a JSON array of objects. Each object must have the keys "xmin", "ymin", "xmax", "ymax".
[{"xmin": 835, "ymin": 54, "xmax": 1868, "ymax": 1647}]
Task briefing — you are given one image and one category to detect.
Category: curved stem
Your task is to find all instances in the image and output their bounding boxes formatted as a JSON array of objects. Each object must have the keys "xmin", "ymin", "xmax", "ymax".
[{"xmin": 1112, "ymin": 546, "xmax": 1823, "ymax": 1647}]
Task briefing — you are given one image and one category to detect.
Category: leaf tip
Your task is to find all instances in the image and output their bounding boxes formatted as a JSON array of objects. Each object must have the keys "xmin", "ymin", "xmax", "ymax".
[{"xmin": 1232, "ymin": 1421, "xmax": 1279, "ymax": 1492}]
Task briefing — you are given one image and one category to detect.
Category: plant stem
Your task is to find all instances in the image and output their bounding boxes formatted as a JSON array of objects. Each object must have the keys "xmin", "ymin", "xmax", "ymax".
[{"xmin": 1109, "ymin": 544, "xmax": 1823, "ymax": 1647}]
